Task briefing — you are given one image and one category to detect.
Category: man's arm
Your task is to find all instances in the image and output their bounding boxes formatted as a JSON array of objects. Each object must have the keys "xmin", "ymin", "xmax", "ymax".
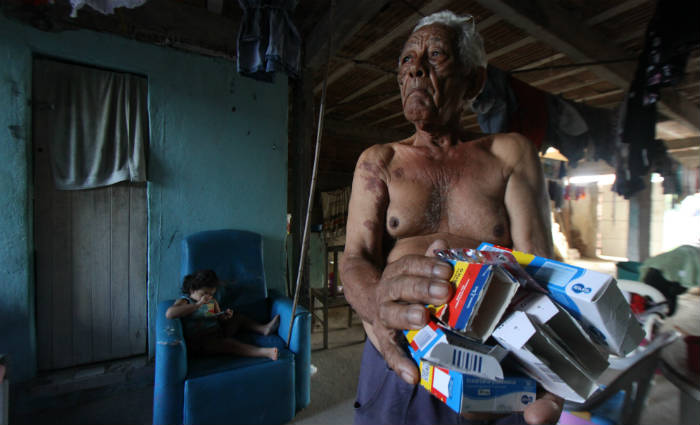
[
  {"xmin": 499, "ymin": 133, "xmax": 553, "ymax": 257},
  {"xmin": 496, "ymin": 134, "xmax": 562, "ymax": 425},
  {"xmin": 340, "ymin": 145, "xmax": 389, "ymax": 324},
  {"xmin": 340, "ymin": 144, "xmax": 453, "ymax": 384}
]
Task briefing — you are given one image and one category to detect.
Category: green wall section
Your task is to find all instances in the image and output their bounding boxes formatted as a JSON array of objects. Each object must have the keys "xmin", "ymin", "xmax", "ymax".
[{"xmin": 0, "ymin": 14, "xmax": 289, "ymax": 382}]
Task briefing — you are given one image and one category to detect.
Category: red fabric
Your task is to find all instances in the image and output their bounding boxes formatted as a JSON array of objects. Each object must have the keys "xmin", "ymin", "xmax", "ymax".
[
  {"xmin": 629, "ymin": 293, "xmax": 647, "ymax": 315},
  {"xmin": 508, "ymin": 77, "xmax": 548, "ymax": 149}
]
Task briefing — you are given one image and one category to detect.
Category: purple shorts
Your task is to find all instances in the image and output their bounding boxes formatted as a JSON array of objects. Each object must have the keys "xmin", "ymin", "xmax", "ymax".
[{"xmin": 353, "ymin": 340, "xmax": 527, "ymax": 425}]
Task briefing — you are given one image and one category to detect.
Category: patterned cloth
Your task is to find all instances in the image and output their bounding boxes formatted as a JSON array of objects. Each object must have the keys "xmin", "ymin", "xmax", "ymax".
[
  {"xmin": 179, "ymin": 295, "xmax": 221, "ymax": 341},
  {"xmin": 321, "ymin": 186, "xmax": 351, "ymax": 243}
]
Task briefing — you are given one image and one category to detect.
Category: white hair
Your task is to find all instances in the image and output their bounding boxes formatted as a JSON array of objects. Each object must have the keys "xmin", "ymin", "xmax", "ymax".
[{"xmin": 413, "ymin": 10, "xmax": 487, "ymax": 72}]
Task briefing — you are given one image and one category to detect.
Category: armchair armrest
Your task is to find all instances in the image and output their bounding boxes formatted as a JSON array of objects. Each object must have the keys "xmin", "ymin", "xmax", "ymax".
[
  {"xmin": 269, "ymin": 291, "xmax": 311, "ymax": 410},
  {"xmin": 153, "ymin": 300, "xmax": 188, "ymax": 425},
  {"xmin": 269, "ymin": 291, "xmax": 310, "ymax": 349}
]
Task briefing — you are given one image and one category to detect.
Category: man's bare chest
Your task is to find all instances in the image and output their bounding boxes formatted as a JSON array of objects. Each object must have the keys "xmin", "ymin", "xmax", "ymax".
[{"xmin": 384, "ymin": 148, "xmax": 510, "ymax": 239}]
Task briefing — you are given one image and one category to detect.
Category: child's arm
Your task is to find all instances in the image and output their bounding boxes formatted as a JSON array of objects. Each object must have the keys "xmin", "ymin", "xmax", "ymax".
[
  {"xmin": 166, "ymin": 297, "xmax": 207, "ymax": 319},
  {"xmin": 213, "ymin": 300, "xmax": 233, "ymax": 320}
]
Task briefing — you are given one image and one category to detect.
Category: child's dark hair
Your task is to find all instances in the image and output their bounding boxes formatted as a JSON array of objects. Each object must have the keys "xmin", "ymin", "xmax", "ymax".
[{"xmin": 182, "ymin": 269, "xmax": 220, "ymax": 294}]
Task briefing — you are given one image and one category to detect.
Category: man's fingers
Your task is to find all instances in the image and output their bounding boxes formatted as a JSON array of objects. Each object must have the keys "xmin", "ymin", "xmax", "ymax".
[
  {"xmin": 384, "ymin": 255, "xmax": 453, "ymax": 281},
  {"xmin": 379, "ymin": 301, "xmax": 430, "ymax": 329},
  {"xmin": 523, "ymin": 392, "xmax": 564, "ymax": 425},
  {"xmin": 377, "ymin": 330, "xmax": 419, "ymax": 385},
  {"xmin": 382, "ymin": 274, "xmax": 453, "ymax": 305}
]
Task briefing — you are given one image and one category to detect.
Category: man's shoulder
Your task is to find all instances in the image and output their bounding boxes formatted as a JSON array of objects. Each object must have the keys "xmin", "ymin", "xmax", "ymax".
[
  {"xmin": 489, "ymin": 132, "xmax": 537, "ymax": 162},
  {"xmin": 358, "ymin": 140, "xmax": 403, "ymax": 164}
]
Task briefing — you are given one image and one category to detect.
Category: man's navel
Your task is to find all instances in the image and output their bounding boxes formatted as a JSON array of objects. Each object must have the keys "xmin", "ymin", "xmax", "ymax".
[{"xmin": 493, "ymin": 223, "xmax": 505, "ymax": 238}]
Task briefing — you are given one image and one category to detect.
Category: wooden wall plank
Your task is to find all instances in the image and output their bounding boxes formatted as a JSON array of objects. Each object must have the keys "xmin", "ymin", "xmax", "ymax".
[
  {"xmin": 110, "ymin": 184, "xmax": 131, "ymax": 359},
  {"xmin": 129, "ymin": 184, "xmax": 148, "ymax": 355},
  {"xmin": 72, "ymin": 189, "xmax": 94, "ymax": 365},
  {"xmin": 33, "ymin": 133, "xmax": 53, "ymax": 370},
  {"xmin": 50, "ymin": 179, "xmax": 74, "ymax": 369},
  {"xmin": 91, "ymin": 188, "xmax": 112, "ymax": 362}
]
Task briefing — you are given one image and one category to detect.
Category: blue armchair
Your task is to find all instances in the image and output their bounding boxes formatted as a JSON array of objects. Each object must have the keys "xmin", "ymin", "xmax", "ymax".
[{"xmin": 153, "ymin": 229, "xmax": 311, "ymax": 425}]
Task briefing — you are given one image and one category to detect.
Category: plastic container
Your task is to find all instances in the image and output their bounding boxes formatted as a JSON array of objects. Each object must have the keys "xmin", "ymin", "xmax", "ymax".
[{"xmin": 616, "ymin": 261, "xmax": 641, "ymax": 281}]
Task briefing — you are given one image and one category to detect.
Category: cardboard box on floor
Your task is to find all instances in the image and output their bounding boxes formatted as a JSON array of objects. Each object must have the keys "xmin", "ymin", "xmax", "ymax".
[
  {"xmin": 405, "ymin": 322, "xmax": 536, "ymax": 413},
  {"xmin": 427, "ymin": 262, "xmax": 520, "ymax": 343},
  {"xmin": 492, "ymin": 293, "xmax": 610, "ymax": 402},
  {"xmin": 479, "ymin": 243, "xmax": 644, "ymax": 356}
]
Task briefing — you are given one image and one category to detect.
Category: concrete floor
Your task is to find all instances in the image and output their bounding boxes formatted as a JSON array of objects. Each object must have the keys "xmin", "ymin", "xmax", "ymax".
[{"xmin": 9, "ymin": 268, "xmax": 696, "ymax": 424}]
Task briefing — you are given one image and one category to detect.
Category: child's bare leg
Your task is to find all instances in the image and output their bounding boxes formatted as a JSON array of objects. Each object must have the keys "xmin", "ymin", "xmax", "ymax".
[
  {"xmin": 237, "ymin": 314, "xmax": 280, "ymax": 336},
  {"xmin": 202, "ymin": 337, "xmax": 278, "ymax": 361}
]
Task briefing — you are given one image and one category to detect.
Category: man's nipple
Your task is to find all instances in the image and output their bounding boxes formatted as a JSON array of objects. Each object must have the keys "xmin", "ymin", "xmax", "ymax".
[{"xmin": 389, "ymin": 217, "xmax": 400, "ymax": 229}]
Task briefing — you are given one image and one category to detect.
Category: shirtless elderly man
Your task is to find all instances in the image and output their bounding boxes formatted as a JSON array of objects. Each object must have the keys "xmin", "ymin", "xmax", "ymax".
[{"xmin": 340, "ymin": 10, "xmax": 563, "ymax": 425}]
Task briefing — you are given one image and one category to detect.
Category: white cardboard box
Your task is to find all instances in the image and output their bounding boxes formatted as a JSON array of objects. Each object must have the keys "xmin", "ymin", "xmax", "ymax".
[
  {"xmin": 492, "ymin": 308, "xmax": 604, "ymax": 403},
  {"xmin": 479, "ymin": 243, "xmax": 644, "ymax": 356}
]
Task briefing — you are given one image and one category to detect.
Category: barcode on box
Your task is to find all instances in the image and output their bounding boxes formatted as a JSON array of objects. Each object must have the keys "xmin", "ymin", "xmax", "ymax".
[
  {"xmin": 421, "ymin": 362, "xmax": 431, "ymax": 382},
  {"xmin": 413, "ymin": 325, "xmax": 438, "ymax": 351},
  {"xmin": 451, "ymin": 348, "xmax": 483, "ymax": 374}
]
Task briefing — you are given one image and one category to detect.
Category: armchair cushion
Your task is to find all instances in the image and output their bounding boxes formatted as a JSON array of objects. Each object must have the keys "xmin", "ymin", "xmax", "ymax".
[{"xmin": 184, "ymin": 350, "xmax": 295, "ymax": 425}]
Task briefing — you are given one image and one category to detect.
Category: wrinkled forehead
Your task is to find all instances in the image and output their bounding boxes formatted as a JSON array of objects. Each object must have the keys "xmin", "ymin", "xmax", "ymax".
[{"xmin": 402, "ymin": 23, "xmax": 457, "ymax": 52}]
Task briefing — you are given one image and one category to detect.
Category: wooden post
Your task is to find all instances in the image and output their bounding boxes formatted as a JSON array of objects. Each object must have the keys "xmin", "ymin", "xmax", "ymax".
[
  {"xmin": 289, "ymin": 72, "xmax": 314, "ymax": 300},
  {"xmin": 627, "ymin": 175, "xmax": 652, "ymax": 262}
]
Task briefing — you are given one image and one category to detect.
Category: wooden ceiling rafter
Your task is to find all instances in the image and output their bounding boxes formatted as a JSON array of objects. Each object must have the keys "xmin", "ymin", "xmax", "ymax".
[
  {"xmin": 312, "ymin": 0, "xmax": 499, "ymax": 94},
  {"xmin": 472, "ymin": 0, "xmax": 700, "ymax": 131}
]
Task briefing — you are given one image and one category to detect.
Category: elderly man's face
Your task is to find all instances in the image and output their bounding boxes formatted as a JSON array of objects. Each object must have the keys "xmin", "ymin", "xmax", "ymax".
[{"xmin": 398, "ymin": 23, "xmax": 470, "ymax": 129}]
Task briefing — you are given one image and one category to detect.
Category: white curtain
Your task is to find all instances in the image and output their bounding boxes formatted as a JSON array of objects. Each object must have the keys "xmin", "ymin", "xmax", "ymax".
[{"xmin": 34, "ymin": 58, "xmax": 148, "ymax": 190}]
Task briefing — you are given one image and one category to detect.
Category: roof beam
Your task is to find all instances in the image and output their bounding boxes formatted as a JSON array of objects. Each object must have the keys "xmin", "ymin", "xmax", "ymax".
[
  {"xmin": 304, "ymin": 0, "xmax": 392, "ymax": 70},
  {"xmin": 585, "ymin": 0, "xmax": 651, "ymax": 27},
  {"xmin": 314, "ymin": 1, "xmax": 500, "ymax": 93},
  {"xmin": 473, "ymin": 0, "xmax": 700, "ymax": 131},
  {"xmin": 486, "ymin": 36, "xmax": 536, "ymax": 60},
  {"xmin": 664, "ymin": 137, "xmax": 700, "ymax": 151},
  {"xmin": 346, "ymin": 94, "xmax": 401, "ymax": 120},
  {"xmin": 326, "ymin": 73, "xmax": 394, "ymax": 114},
  {"xmin": 325, "ymin": 118, "xmax": 411, "ymax": 141}
]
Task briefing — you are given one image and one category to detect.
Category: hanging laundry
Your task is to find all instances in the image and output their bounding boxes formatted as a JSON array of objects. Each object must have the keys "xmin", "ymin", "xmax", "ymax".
[
  {"xmin": 69, "ymin": 0, "xmax": 147, "ymax": 17},
  {"xmin": 573, "ymin": 101, "xmax": 617, "ymax": 167},
  {"xmin": 544, "ymin": 95, "xmax": 589, "ymax": 164},
  {"xmin": 616, "ymin": 0, "xmax": 700, "ymax": 198},
  {"xmin": 548, "ymin": 180, "xmax": 564, "ymax": 209},
  {"xmin": 237, "ymin": 0, "xmax": 302, "ymax": 82},
  {"xmin": 472, "ymin": 65, "xmax": 517, "ymax": 133},
  {"xmin": 508, "ymin": 77, "xmax": 548, "ymax": 149}
]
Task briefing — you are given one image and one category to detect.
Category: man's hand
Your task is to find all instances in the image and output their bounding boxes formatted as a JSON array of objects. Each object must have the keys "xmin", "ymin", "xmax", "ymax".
[
  {"xmin": 372, "ymin": 240, "xmax": 453, "ymax": 385},
  {"xmin": 524, "ymin": 391, "xmax": 564, "ymax": 425}
]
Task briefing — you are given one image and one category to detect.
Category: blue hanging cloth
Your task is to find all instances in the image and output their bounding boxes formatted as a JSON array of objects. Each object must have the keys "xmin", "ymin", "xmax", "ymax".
[{"xmin": 237, "ymin": 0, "xmax": 302, "ymax": 82}]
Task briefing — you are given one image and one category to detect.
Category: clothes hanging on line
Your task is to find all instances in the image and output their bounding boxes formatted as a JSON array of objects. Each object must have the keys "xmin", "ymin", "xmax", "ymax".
[
  {"xmin": 237, "ymin": 0, "xmax": 301, "ymax": 82},
  {"xmin": 69, "ymin": 0, "xmax": 147, "ymax": 17},
  {"xmin": 615, "ymin": 0, "xmax": 700, "ymax": 198},
  {"xmin": 508, "ymin": 77, "xmax": 548, "ymax": 150},
  {"xmin": 473, "ymin": 67, "xmax": 618, "ymax": 169},
  {"xmin": 472, "ymin": 65, "xmax": 517, "ymax": 133}
]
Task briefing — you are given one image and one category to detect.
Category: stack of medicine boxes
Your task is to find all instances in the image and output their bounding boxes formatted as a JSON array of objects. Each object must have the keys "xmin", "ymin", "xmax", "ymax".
[{"xmin": 403, "ymin": 244, "xmax": 644, "ymax": 414}]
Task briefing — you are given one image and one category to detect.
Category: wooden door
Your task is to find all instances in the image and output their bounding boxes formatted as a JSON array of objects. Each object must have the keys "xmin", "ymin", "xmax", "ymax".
[{"xmin": 32, "ymin": 61, "xmax": 148, "ymax": 370}]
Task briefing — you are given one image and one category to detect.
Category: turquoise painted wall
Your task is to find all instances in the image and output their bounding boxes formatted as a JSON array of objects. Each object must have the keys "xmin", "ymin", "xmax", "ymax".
[{"xmin": 0, "ymin": 14, "xmax": 289, "ymax": 382}]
